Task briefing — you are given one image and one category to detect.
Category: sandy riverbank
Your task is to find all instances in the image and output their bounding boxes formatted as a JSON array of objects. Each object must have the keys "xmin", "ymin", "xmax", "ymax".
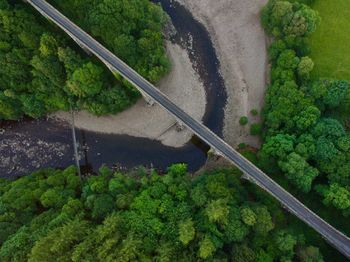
[
  {"xmin": 176, "ymin": 0, "xmax": 269, "ymax": 148},
  {"xmin": 54, "ymin": 0, "xmax": 269, "ymax": 149},
  {"xmin": 53, "ymin": 41, "xmax": 206, "ymax": 148}
]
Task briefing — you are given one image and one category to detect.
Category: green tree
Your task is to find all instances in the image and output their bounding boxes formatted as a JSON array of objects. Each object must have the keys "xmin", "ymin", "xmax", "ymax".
[
  {"xmin": 225, "ymin": 207, "xmax": 249, "ymax": 242},
  {"xmin": 260, "ymin": 134, "xmax": 295, "ymax": 160},
  {"xmin": 323, "ymin": 80, "xmax": 350, "ymax": 108},
  {"xmin": 337, "ymin": 135, "xmax": 350, "ymax": 152},
  {"xmin": 240, "ymin": 207, "xmax": 257, "ymax": 226},
  {"xmin": 295, "ymin": 133, "xmax": 316, "ymax": 159},
  {"xmin": 90, "ymin": 194, "xmax": 115, "ymax": 220},
  {"xmin": 275, "ymin": 230, "xmax": 297, "ymax": 255},
  {"xmin": 40, "ymin": 188, "xmax": 66, "ymax": 209},
  {"xmin": 57, "ymin": 47, "xmax": 83, "ymax": 75},
  {"xmin": 179, "ymin": 219, "xmax": 195, "ymax": 245},
  {"xmin": 239, "ymin": 116, "xmax": 249, "ymax": 125},
  {"xmin": 253, "ymin": 206, "xmax": 274, "ymax": 235},
  {"xmin": 283, "ymin": 4, "xmax": 320, "ymax": 37},
  {"xmin": 67, "ymin": 62, "xmax": 104, "ymax": 98},
  {"xmin": 250, "ymin": 123, "xmax": 262, "ymax": 136},
  {"xmin": 29, "ymin": 219, "xmax": 90, "ymax": 262},
  {"xmin": 268, "ymin": 39, "xmax": 287, "ymax": 62},
  {"xmin": 279, "ymin": 152, "xmax": 318, "ymax": 192},
  {"xmin": 314, "ymin": 136, "xmax": 338, "ymax": 161},
  {"xmin": 19, "ymin": 94, "xmax": 46, "ymax": 118},
  {"xmin": 293, "ymin": 106, "xmax": 320, "ymax": 132},
  {"xmin": 297, "ymin": 246, "xmax": 324, "ymax": 262},
  {"xmin": 198, "ymin": 235, "xmax": 216, "ymax": 259},
  {"xmin": 298, "ymin": 56, "xmax": 314, "ymax": 79},
  {"xmin": 0, "ymin": 92, "xmax": 22, "ymax": 119},
  {"xmin": 231, "ymin": 244, "xmax": 256, "ymax": 262},
  {"xmin": 206, "ymin": 199, "xmax": 229, "ymax": 225},
  {"xmin": 316, "ymin": 184, "xmax": 350, "ymax": 211},
  {"xmin": 39, "ymin": 33, "xmax": 58, "ymax": 56},
  {"xmin": 262, "ymin": 0, "xmax": 320, "ymax": 38},
  {"xmin": 312, "ymin": 118, "xmax": 345, "ymax": 140},
  {"xmin": 264, "ymin": 80, "xmax": 312, "ymax": 133}
]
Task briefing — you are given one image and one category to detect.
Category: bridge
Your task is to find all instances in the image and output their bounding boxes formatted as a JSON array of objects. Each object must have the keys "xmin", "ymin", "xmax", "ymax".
[{"xmin": 26, "ymin": 0, "xmax": 350, "ymax": 258}]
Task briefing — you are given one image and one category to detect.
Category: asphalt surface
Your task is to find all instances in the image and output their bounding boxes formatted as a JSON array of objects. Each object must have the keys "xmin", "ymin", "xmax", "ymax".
[{"xmin": 28, "ymin": 0, "xmax": 350, "ymax": 258}]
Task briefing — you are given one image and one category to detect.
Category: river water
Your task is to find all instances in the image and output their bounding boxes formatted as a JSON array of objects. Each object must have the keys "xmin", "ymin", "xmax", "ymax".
[{"xmin": 0, "ymin": 0, "xmax": 227, "ymax": 178}]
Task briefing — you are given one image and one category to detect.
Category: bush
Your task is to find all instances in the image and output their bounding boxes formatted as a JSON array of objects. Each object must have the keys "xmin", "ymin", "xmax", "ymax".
[
  {"xmin": 250, "ymin": 123, "xmax": 262, "ymax": 136},
  {"xmin": 239, "ymin": 116, "xmax": 249, "ymax": 126},
  {"xmin": 250, "ymin": 109, "xmax": 259, "ymax": 116},
  {"xmin": 238, "ymin": 143, "xmax": 247, "ymax": 150}
]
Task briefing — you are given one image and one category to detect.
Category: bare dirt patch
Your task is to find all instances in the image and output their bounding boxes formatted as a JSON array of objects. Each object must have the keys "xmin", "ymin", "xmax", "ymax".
[{"xmin": 176, "ymin": 0, "xmax": 269, "ymax": 148}]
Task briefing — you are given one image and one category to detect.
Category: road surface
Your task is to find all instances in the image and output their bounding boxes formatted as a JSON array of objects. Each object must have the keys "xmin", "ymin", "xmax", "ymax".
[{"xmin": 26, "ymin": 0, "xmax": 350, "ymax": 258}]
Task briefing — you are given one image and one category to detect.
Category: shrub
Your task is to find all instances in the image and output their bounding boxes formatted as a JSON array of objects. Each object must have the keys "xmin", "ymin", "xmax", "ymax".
[
  {"xmin": 250, "ymin": 109, "xmax": 259, "ymax": 116},
  {"xmin": 250, "ymin": 123, "xmax": 262, "ymax": 136},
  {"xmin": 239, "ymin": 116, "xmax": 249, "ymax": 126},
  {"xmin": 238, "ymin": 143, "xmax": 247, "ymax": 150}
]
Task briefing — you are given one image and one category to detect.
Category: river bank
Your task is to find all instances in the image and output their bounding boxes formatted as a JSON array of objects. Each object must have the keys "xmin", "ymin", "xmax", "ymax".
[
  {"xmin": 53, "ymin": 41, "xmax": 206, "ymax": 148},
  {"xmin": 1, "ymin": 0, "xmax": 268, "ymax": 178},
  {"xmin": 176, "ymin": 0, "xmax": 269, "ymax": 148},
  {"xmin": 53, "ymin": 0, "xmax": 269, "ymax": 149},
  {"xmin": 1, "ymin": 1, "xmax": 224, "ymax": 177}
]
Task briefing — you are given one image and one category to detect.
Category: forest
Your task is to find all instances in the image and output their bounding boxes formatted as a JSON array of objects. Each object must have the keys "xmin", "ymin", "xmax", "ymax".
[
  {"xmin": 0, "ymin": 0, "xmax": 349, "ymax": 260},
  {"xmin": 0, "ymin": 165, "xmax": 325, "ymax": 261},
  {"xmin": 260, "ymin": 0, "xmax": 350, "ymax": 228},
  {"xmin": 0, "ymin": 0, "xmax": 170, "ymax": 120}
]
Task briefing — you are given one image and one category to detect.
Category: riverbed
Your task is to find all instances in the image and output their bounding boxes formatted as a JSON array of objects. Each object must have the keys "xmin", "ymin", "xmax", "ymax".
[{"xmin": 0, "ymin": 0, "xmax": 227, "ymax": 178}]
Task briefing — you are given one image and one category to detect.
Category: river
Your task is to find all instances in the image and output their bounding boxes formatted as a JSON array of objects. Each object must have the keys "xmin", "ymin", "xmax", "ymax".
[{"xmin": 0, "ymin": 0, "xmax": 227, "ymax": 178}]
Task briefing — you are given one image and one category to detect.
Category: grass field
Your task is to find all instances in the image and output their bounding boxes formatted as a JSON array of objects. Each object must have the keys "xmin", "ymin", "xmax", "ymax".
[{"xmin": 308, "ymin": 0, "xmax": 350, "ymax": 81}]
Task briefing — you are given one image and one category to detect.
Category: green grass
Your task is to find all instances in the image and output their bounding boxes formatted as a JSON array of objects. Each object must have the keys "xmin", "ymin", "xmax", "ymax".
[{"xmin": 308, "ymin": 0, "xmax": 350, "ymax": 81}]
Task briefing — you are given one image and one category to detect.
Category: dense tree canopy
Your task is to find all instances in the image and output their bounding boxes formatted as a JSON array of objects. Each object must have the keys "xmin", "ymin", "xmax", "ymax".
[
  {"xmin": 260, "ymin": 0, "xmax": 350, "ymax": 215},
  {"xmin": 0, "ymin": 0, "xmax": 170, "ymax": 120},
  {"xmin": 0, "ymin": 165, "xmax": 324, "ymax": 261}
]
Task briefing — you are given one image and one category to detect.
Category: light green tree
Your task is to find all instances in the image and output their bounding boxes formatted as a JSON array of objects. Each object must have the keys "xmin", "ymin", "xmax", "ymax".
[{"xmin": 179, "ymin": 219, "xmax": 195, "ymax": 245}]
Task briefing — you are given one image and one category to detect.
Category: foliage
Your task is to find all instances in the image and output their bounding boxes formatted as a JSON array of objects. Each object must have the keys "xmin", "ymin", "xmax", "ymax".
[
  {"xmin": 298, "ymin": 56, "xmax": 314, "ymax": 79},
  {"xmin": 261, "ymin": 0, "xmax": 320, "ymax": 39},
  {"xmin": 238, "ymin": 143, "xmax": 247, "ymax": 150},
  {"xmin": 316, "ymin": 184, "xmax": 350, "ymax": 216},
  {"xmin": 260, "ymin": 0, "xmax": 350, "ymax": 215},
  {"xmin": 0, "ymin": 0, "xmax": 170, "ymax": 120},
  {"xmin": 278, "ymin": 152, "xmax": 319, "ymax": 192},
  {"xmin": 250, "ymin": 123, "xmax": 262, "ymax": 136},
  {"xmin": 251, "ymin": 109, "xmax": 259, "ymax": 116},
  {"xmin": 239, "ymin": 116, "xmax": 249, "ymax": 126},
  {"xmin": 0, "ymin": 165, "xmax": 323, "ymax": 261}
]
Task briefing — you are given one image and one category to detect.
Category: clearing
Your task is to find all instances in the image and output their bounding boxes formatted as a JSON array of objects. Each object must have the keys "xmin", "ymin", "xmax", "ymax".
[{"xmin": 309, "ymin": 0, "xmax": 350, "ymax": 81}]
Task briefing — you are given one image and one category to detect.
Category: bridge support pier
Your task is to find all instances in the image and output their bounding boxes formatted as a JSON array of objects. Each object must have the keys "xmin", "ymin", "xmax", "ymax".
[
  {"xmin": 208, "ymin": 147, "xmax": 223, "ymax": 158},
  {"xmin": 69, "ymin": 36, "xmax": 91, "ymax": 55},
  {"xmin": 241, "ymin": 172, "xmax": 251, "ymax": 181},
  {"xmin": 139, "ymin": 90, "xmax": 155, "ymax": 106},
  {"xmin": 175, "ymin": 120, "xmax": 185, "ymax": 132},
  {"xmin": 76, "ymin": 41, "xmax": 91, "ymax": 55}
]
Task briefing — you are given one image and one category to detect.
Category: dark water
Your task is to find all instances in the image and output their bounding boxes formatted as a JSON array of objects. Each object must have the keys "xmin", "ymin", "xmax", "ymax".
[{"xmin": 0, "ymin": 0, "xmax": 227, "ymax": 177}]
